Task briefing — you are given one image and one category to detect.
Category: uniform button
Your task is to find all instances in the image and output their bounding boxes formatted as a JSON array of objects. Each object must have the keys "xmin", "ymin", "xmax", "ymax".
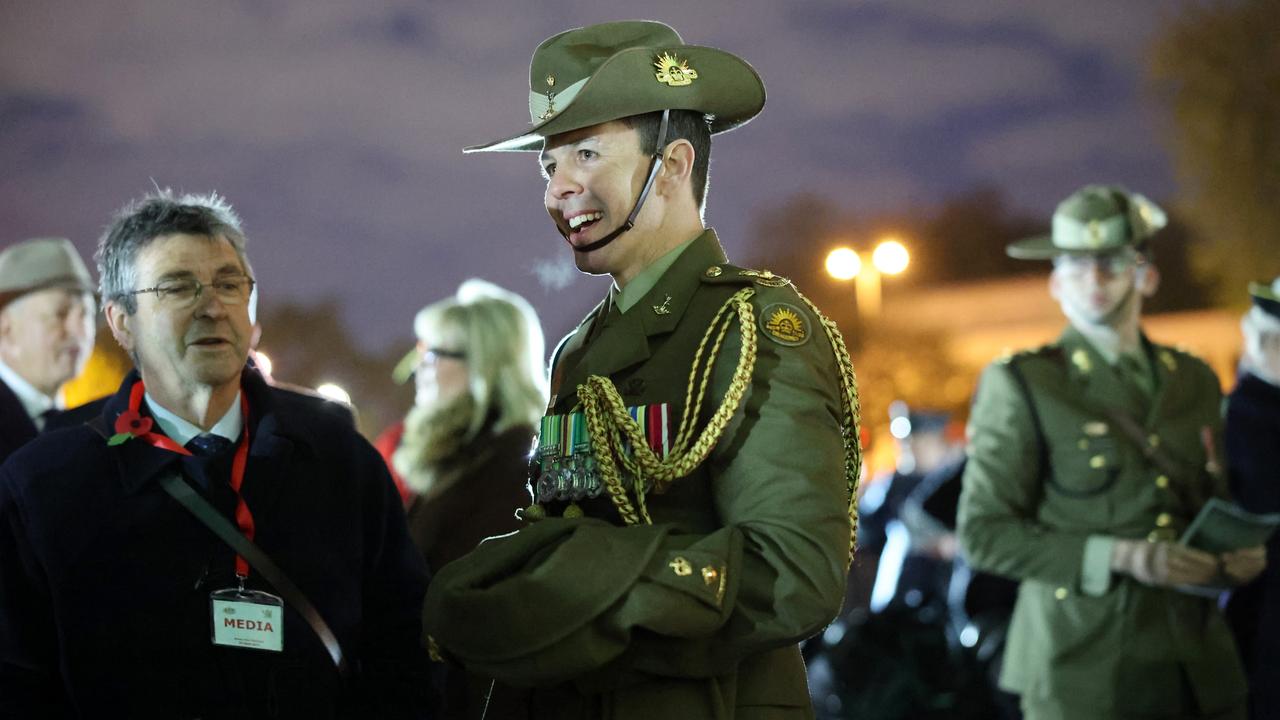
[
  {"xmin": 1155, "ymin": 475, "xmax": 1169, "ymax": 489},
  {"xmin": 1156, "ymin": 513, "xmax": 1172, "ymax": 527},
  {"xmin": 1148, "ymin": 434, "xmax": 1160, "ymax": 448},
  {"xmin": 704, "ymin": 266, "xmax": 723, "ymax": 278},
  {"xmin": 1147, "ymin": 531, "xmax": 1161, "ymax": 543},
  {"xmin": 701, "ymin": 565, "xmax": 719, "ymax": 586},
  {"xmin": 1089, "ymin": 455, "xmax": 1106, "ymax": 469},
  {"xmin": 1054, "ymin": 587, "xmax": 1068, "ymax": 600}
]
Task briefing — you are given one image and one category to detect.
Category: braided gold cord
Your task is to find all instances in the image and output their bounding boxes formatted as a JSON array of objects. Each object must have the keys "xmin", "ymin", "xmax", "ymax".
[
  {"xmin": 579, "ymin": 288, "xmax": 758, "ymax": 525},
  {"xmin": 792, "ymin": 289, "xmax": 863, "ymax": 568}
]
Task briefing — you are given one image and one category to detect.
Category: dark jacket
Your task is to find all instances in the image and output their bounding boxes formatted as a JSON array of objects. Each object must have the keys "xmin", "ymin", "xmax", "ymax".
[
  {"xmin": 0, "ymin": 368, "xmax": 433, "ymax": 719},
  {"xmin": 0, "ymin": 378, "xmax": 37, "ymax": 465},
  {"xmin": 404, "ymin": 423, "xmax": 534, "ymax": 574},
  {"xmin": 404, "ymin": 422, "xmax": 534, "ymax": 720},
  {"xmin": 1225, "ymin": 371, "xmax": 1280, "ymax": 718}
]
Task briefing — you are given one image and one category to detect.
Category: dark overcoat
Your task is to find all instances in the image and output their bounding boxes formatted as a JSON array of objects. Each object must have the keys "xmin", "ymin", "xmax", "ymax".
[
  {"xmin": 0, "ymin": 368, "xmax": 433, "ymax": 718},
  {"xmin": 0, "ymin": 378, "xmax": 37, "ymax": 465},
  {"xmin": 1224, "ymin": 371, "xmax": 1280, "ymax": 718}
]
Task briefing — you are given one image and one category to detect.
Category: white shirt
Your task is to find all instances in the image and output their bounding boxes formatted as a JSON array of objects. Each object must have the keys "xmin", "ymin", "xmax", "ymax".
[
  {"xmin": 145, "ymin": 390, "xmax": 243, "ymax": 446},
  {"xmin": 0, "ymin": 359, "xmax": 60, "ymax": 430}
]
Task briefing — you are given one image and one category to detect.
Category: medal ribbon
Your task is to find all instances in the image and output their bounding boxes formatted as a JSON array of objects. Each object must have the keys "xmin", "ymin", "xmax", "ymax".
[{"xmin": 124, "ymin": 380, "xmax": 255, "ymax": 578}]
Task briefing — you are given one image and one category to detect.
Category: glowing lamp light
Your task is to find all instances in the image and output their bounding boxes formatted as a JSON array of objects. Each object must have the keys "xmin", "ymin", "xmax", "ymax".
[
  {"xmin": 315, "ymin": 383, "xmax": 352, "ymax": 405},
  {"xmin": 872, "ymin": 239, "xmax": 910, "ymax": 275},
  {"xmin": 889, "ymin": 416, "xmax": 913, "ymax": 440},
  {"xmin": 825, "ymin": 247, "xmax": 862, "ymax": 281}
]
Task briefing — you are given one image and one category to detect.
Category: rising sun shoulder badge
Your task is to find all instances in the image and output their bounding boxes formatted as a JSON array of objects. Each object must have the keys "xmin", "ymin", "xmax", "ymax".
[
  {"xmin": 654, "ymin": 52, "xmax": 698, "ymax": 87},
  {"xmin": 760, "ymin": 303, "xmax": 809, "ymax": 346}
]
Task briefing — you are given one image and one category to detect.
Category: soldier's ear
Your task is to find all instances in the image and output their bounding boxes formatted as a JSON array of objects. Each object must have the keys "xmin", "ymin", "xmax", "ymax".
[
  {"xmin": 658, "ymin": 139, "xmax": 695, "ymax": 195},
  {"xmin": 104, "ymin": 300, "xmax": 136, "ymax": 354},
  {"xmin": 1137, "ymin": 263, "xmax": 1160, "ymax": 297}
]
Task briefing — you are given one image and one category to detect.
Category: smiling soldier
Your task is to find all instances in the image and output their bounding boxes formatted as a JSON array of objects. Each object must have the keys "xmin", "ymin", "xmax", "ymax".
[
  {"xmin": 0, "ymin": 191, "xmax": 433, "ymax": 718},
  {"xmin": 957, "ymin": 185, "xmax": 1266, "ymax": 720},
  {"xmin": 423, "ymin": 20, "xmax": 862, "ymax": 719}
]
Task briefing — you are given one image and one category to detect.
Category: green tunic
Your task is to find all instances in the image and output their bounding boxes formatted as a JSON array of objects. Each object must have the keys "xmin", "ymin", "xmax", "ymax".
[
  {"xmin": 957, "ymin": 327, "xmax": 1247, "ymax": 717},
  {"xmin": 424, "ymin": 229, "xmax": 854, "ymax": 719}
]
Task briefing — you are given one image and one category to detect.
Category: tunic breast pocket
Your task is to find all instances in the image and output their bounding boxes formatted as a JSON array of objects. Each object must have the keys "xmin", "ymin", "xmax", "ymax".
[{"xmin": 1049, "ymin": 435, "xmax": 1122, "ymax": 498}]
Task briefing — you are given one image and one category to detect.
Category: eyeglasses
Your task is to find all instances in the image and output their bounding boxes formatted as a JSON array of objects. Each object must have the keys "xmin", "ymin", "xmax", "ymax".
[
  {"xmin": 1053, "ymin": 251, "xmax": 1144, "ymax": 277},
  {"xmin": 127, "ymin": 275, "xmax": 256, "ymax": 308}
]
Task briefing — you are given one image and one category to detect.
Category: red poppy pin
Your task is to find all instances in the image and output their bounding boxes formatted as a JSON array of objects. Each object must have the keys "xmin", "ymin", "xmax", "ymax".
[{"xmin": 108, "ymin": 409, "xmax": 154, "ymax": 446}]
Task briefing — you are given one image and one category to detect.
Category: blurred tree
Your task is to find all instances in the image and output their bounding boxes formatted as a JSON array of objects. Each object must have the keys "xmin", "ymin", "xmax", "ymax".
[
  {"xmin": 1151, "ymin": 0, "xmax": 1280, "ymax": 303},
  {"xmin": 257, "ymin": 298, "xmax": 409, "ymax": 440}
]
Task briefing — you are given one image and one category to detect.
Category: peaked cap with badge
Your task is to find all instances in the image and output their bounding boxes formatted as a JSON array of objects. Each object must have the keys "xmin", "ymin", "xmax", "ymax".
[
  {"xmin": 0, "ymin": 237, "xmax": 95, "ymax": 310},
  {"xmin": 1249, "ymin": 277, "xmax": 1280, "ymax": 320},
  {"xmin": 1006, "ymin": 184, "xmax": 1168, "ymax": 260},
  {"xmin": 466, "ymin": 20, "xmax": 765, "ymax": 153}
]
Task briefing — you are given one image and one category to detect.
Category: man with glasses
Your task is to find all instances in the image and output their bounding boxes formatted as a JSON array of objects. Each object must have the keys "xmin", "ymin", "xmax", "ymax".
[
  {"xmin": 0, "ymin": 238, "xmax": 96, "ymax": 464},
  {"xmin": 958, "ymin": 185, "xmax": 1265, "ymax": 720},
  {"xmin": 0, "ymin": 191, "xmax": 433, "ymax": 717}
]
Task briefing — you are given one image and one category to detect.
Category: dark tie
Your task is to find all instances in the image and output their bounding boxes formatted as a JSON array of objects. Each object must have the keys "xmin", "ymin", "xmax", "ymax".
[
  {"xmin": 186, "ymin": 434, "xmax": 233, "ymax": 457},
  {"xmin": 37, "ymin": 408, "xmax": 62, "ymax": 430}
]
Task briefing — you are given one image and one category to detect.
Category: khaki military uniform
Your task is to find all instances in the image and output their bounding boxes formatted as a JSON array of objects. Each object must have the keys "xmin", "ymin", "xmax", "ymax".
[
  {"xmin": 958, "ymin": 327, "xmax": 1247, "ymax": 719},
  {"xmin": 425, "ymin": 229, "xmax": 856, "ymax": 719}
]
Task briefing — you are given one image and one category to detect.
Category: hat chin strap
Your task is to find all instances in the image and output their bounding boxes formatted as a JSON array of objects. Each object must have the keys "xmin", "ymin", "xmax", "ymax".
[{"xmin": 565, "ymin": 110, "xmax": 671, "ymax": 254}]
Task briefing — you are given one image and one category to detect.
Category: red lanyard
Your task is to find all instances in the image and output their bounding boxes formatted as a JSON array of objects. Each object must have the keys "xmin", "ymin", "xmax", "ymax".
[{"xmin": 124, "ymin": 380, "xmax": 255, "ymax": 578}]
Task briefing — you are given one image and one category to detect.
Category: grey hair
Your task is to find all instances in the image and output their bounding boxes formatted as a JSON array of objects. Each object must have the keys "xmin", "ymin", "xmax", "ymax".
[{"xmin": 96, "ymin": 189, "xmax": 250, "ymax": 314}]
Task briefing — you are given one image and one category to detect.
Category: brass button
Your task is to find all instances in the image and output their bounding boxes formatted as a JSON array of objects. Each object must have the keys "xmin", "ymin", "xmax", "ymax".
[
  {"xmin": 668, "ymin": 557, "xmax": 692, "ymax": 576},
  {"xmin": 1148, "ymin": 434, "xmax": 1160, "ymax": 448},
  {"xmin": 704, "ymin": 266, "xmax": 722, "ymax": 278},
  {"xmin": 1089, "ymin": 455, "xmax": 1106, "ymax": 469},
  {"xmin": 1054, "ymin": 587, "xmax": 1068, "ymax": 600},
  {"xmin": 1147, "ymin": 531, "xmax": 1160, "ymax": 543},
  {"xmin": 701, "ymin": 565, "xmax": 719, "ymax": 586},
  {"xmin": 1156, "ymin": 513, "xmax": 1172, "ymax": 528},
  {"xmin": 1154, "ymin": 475, "xmax": 1169, "ymax": 489},
  {"xmin": 545, "ymin": 74, "xmax": 556, "ymax": 87}
]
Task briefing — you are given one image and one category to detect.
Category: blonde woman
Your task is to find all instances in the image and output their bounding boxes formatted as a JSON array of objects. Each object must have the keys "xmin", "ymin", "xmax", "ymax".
[{"xmin": 390, "ymin": 279, "xmax": 546, "ymax": 574}]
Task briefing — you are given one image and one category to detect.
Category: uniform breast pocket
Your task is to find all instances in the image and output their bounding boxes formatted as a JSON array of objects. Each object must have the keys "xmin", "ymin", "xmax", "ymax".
[{"xmin": 1049, "ymin": 435, "xmax": 1122, "ymax": 497}]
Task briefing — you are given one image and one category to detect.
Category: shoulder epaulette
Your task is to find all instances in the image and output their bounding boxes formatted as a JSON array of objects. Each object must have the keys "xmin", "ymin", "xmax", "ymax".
[
  {"xmin": 997, "ymin": 342, "xmax": 1060, "ymax": 365},
  {"xmin": 700, "ymin": 264, "xmax": 792, "ymax": 289}
]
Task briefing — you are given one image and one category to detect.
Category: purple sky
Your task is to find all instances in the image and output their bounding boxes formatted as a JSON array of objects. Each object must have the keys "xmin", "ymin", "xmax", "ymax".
[{"xmin": 1, "ymin": 0, "xmax": 1182, "ymax": 351}]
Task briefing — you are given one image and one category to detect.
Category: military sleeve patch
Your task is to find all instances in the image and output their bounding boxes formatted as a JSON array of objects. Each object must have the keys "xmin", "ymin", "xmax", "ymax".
[{"xmin": 760, "ymin": 302, "xmax": 810, "ymax": 346}]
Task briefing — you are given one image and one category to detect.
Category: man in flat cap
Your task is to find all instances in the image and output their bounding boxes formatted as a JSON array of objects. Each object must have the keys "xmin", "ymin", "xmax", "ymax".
[
  {"xmin": 424, "ymin": 20, "xmax": 860, "ymax": 719},
  {"xmin": 1224, "ymin": 277, "xmax": 1280, "ymax": 719},
  {"xmin": 957, "ymin": 185, "xmax": 1266, "ymax": 719},
  {"xmin": 0, "ymin": 238, "xmax": 96, "ymax": 463}
]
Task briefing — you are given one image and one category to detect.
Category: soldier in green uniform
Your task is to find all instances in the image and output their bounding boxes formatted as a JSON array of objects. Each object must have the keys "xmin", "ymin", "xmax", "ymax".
[
  {"xmin": 957, "ymin": 185, "xmax": 1268, "ymax": 720},
  {"xmin": 422, "ymin": 21, "xmax": 861, "ymax": 719}
]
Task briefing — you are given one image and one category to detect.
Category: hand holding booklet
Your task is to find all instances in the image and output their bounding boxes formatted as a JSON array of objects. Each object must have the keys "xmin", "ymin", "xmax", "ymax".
[
  {"xmin": 1176, "ymin": 497, "xmax": 1280, "ymax": 596},
  {"xmin": 1179, "ymin": 497, "xmax": 1280, "ymax": 554}
]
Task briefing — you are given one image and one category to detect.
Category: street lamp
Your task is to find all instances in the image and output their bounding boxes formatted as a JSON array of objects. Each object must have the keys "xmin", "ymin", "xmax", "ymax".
[{"xmin": 825, "ymin": 238, "xmax": 910, "ymax": 319}]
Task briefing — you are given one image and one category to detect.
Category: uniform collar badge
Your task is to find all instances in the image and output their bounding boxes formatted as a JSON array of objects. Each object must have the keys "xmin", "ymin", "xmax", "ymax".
[{"xmin": 1071, "ymin": 348, "xmax": 1092, "ymax": 374}]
